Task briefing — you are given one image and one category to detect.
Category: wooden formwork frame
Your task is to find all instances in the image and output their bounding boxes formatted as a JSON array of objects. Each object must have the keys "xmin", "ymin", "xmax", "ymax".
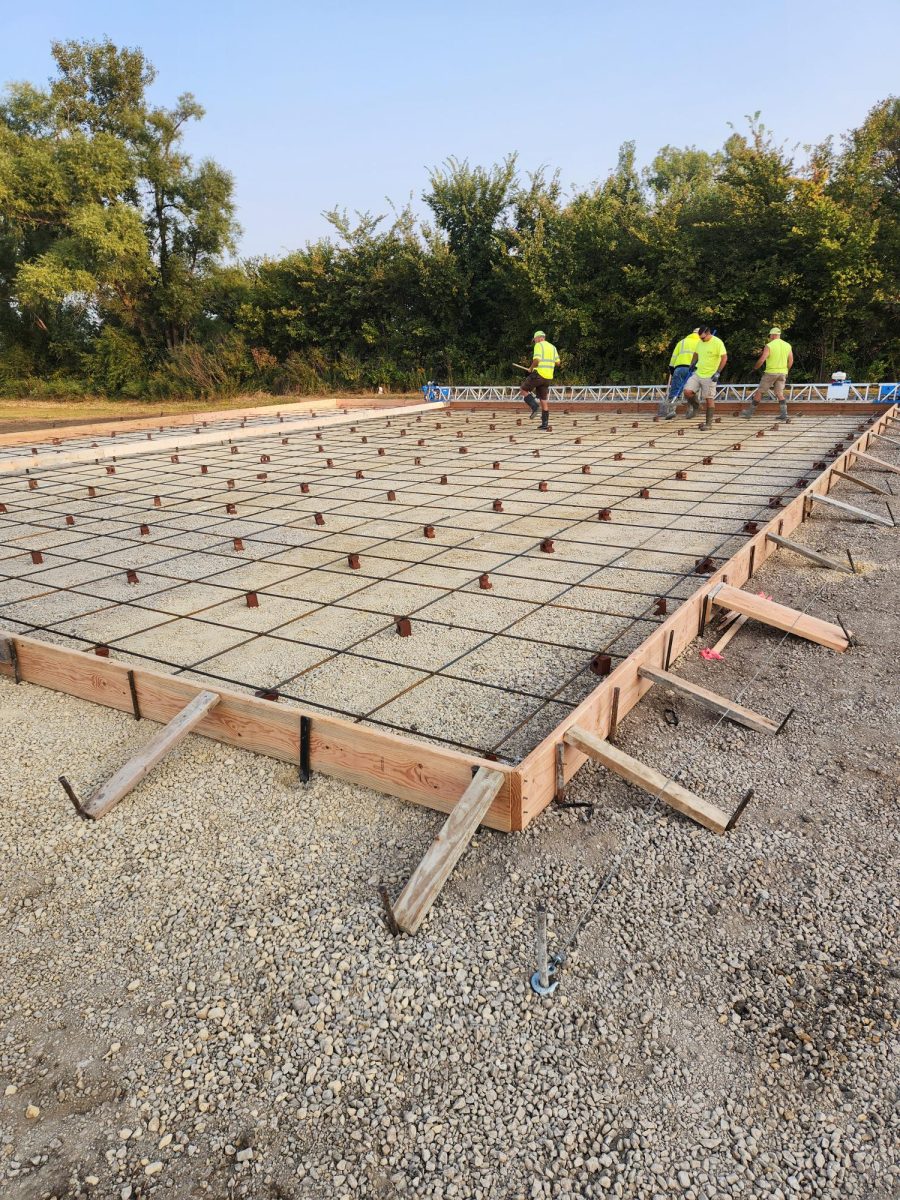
[
  {"xmin": 0, "ymin": 393, "xmax": 422, "ymax": 451},
  {"xmin": 1, "ymin": 404, "xmax": 895, "ymax": 830},
  {"xmin": 0, "ymin": 402, "xmax": 444, "ymax": 477}
]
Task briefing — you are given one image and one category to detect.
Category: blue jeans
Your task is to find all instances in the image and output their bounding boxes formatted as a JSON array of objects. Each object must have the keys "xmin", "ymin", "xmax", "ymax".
[
  {"xmin": 669, "ymin": 365, "xmax": 692, "ymax": 400},
  {"xmin": 658, "ymin": 366, "xmax": 691, "ymax": 415}
]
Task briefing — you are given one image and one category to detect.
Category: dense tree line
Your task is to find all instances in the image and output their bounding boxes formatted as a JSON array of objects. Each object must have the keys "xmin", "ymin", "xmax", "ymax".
[{"xmin": 1, "ymin": 40, "xmax": 898, "ymax": 399}]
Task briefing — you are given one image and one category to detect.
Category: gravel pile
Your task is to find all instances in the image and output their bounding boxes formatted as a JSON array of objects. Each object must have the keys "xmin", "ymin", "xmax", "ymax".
[{"xmin": 1, "ymin": 448, "xmax": 898, "ymax": 1200}]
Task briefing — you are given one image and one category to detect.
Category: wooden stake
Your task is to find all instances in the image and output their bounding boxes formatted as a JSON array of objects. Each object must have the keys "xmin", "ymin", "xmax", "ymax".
[
  {"xmin": 765, "ymin": 532, "xmax": 854, "ymax": 573},
  {"xmin": 638, "ymin": 664, "xmax": 779, "ymax": 734},
  {"xmin": 392, "ymin": 767, "xmax": 505, "ymax": 933},
  {"xmin": 808, "ymin": 492, "xmax": 893, "ymax": 527},
  {"xmin": 708, "ymin": 583, "xmax": 850, "ymax": 652},
  {"xmin": 563, "ymin": 725, "xmax": 729, "ymax": 834},
  {"xmin": 79, "ymin": 690, "xmax": 221, "ymax": 819}
]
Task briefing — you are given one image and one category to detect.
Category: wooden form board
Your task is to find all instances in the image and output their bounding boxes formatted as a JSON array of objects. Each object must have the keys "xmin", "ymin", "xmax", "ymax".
[
  {"xmin": 0, "ymin": 398, "xmax": 337, "ymax": 450},
  {"xmin": 0, "ymin": 401, "xmax": 447, "ymax": 477},
  {"xmin": 0, "ymin": 632, "xmax": 518, "ymax": 830},
  {"xmin": 1, "ymin": 404, "xmax": 895, "ymax": 834},
  {"xmin": 515, "ymin": 404, "xmax": 898, "ymax": 829},
  {"xmin": 0, "ymin": 393, "xmax": 425, "ymax": 450}
]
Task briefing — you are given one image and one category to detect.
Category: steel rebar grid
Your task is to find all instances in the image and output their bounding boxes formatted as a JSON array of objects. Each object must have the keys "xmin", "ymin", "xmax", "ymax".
[{"xmin": 1, "ymin": 406, "xmax": 871, "ymax": 758}]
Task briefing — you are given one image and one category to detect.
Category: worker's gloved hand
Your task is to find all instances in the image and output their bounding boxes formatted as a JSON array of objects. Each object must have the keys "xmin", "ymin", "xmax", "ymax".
[{"xmin": 711, "ymin": 372, "xmax": 720, "ymax": 382}]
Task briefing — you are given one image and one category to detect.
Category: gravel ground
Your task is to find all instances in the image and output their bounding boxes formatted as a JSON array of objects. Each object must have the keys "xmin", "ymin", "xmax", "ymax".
[{"xmin": 1, "ymin": 449, "xmax": 898, "ymax": 1200}]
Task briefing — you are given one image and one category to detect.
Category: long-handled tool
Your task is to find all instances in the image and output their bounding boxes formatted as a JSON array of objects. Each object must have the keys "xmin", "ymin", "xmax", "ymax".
[{"xmin": 512, "ymin": 362, "xmax": 531, "ymax": 371}]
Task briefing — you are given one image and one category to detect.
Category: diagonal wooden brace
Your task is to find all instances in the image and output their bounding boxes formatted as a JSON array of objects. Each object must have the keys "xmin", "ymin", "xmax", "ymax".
[
  {"xmin": 708, "ymin": 583, "xmax": 850, "ymax": 652},
  {"xmin": 807, "ymin": 492, "xmax": 893, "ymax": 528},
  {"xmin": 829, "ymin": 467, "xmax": 893, "ymax": 499},
  {"xmin": 392, "ymin": 767, "xmax": 505, "ymax": 933},
  {"xmin": 78, "ymin": 690, "xmax": 221, "ymax": 819},
  {"xmin": 563, "ymin": 725, "xmax": 730, "ymax": 834},
  {"xmin": 638, "ymin": 664, "xmax": 780, "ymax": 734},
  {"xmin": 848, "ymin": 449, "xmax": 900, "ymax": 475},
  {"xmin": 765, "ymin": 533, "xmax": 854, "ymax": 574}
]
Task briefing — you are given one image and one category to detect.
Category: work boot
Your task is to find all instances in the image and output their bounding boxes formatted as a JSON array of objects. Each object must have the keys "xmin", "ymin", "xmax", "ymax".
[
  {"xmin": 740, "ymin": 403, "xmax": 756, "ymax": 418},
  {"xmin": 539, "ymin": 413, "xmax": 550, "ymax": 432},
  {"xmin": 685, "ymin": 399, "xmax": 699, "ymax": 419},
  {"xmin": 703, "ymin": 412, "xmax": 714, "ymax": 430},
  {"xmin": 524, "ymin": 394, "xmax": 539, "ymax": 417},
  {"xmin": 779, "ymin": 402, "xmax": 790, "ymax": 422}
]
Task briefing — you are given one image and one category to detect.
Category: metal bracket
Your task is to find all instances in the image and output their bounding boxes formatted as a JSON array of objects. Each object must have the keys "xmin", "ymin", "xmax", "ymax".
[
  {"xmin": 3, "ymin": 637, "xmax": 21, "ymax": 684},
  {"xmin": 299, "ymin": 715, "xmax": 312, "ymax": 783},
  {"xmin": 608, "ymin": 686, "xmax": 621, "ymax": 742},
  {"xmin": 554, "ymin": 743, "xmax": 566, "ymax": 802},
  {"xmin": 127, "ymin": 669, "xmax": 141, "ymax": 721}
]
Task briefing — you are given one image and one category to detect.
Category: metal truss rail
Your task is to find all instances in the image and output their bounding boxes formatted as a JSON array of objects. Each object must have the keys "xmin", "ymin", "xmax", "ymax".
[{"xmin": 441, "ymin": 382, "xmax": 887, "ymax": 405}]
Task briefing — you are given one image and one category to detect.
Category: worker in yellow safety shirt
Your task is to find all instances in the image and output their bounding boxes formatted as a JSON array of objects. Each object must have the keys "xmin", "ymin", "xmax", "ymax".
[
  {"xmin": 682, "ymin": 326, "xmax": 727, "ymax": 429},
  {"xmin": 660, "ymin": 327, "xmax": 701, "ymax": 418},
  {"xmin": 520, "ymin": 331, "xmax": 560, "ymax": 431},
  {"xmin": 742, "ymin": 327, "xmax": 794, "ymax": 422}
]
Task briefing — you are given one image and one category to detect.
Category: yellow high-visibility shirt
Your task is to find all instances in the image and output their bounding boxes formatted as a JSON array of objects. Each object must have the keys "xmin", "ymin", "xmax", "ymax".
[
  {"xmin": 694, "ymin": 335, "xmax": 726, "ymax": 378},
  {"xmin": 533, "ymin": 340, "xmax": 560, "ymax": 379},
  {"xmin": 765, "ymin": 338, "xmax": 792, "ymax": 373},
  {"xmin": 669, "ymin": 332, "xmax": 700, "ymax": 368}
]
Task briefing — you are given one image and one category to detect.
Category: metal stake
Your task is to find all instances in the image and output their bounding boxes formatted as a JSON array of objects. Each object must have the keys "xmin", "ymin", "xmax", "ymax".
[{"xmin": 531, "ymin": 903, "xmax": 559, "ymax": 996}]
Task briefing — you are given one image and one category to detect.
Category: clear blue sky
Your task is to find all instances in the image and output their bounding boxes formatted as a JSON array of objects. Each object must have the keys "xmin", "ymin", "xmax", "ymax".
[{"xmin": 3, "ymin": 1, "xmax": 897, "ymax": 258}]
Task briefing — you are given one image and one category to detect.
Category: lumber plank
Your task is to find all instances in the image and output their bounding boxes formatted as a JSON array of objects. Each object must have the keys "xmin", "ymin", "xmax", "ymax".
[
  {"xmin": 829, "ymin": 467, "xmax": 893, "ymax": 498},
  {"xmin": 563, "ymin": 725, "xmax": 729, "ymax": 834},
  {"xmin": 709, "ymin": 583, "xmax": 850, "ymax": 652},
  {"xmin": 0, "ymin": 630, "xmax": 516, "ymax": 830},
  {"xmin": 82, "ymin": 690, "xmax": 221, "ymax": 819},
  {"xmin": 848, "ymin": 448, "xmax": 900, "ymax": 475},
  {"xmin": 808, "ymin": 492, "xmax": 893, "ymax": 527},
  {"xmin": 765, "ymin": 532, "xmax": 853, "ymax": 573},
  {"xmin": 637, "ymin": 664, "xmax": 779, "ymax": 734},
  {"xmin": 0, "ymin": 401, "xmax": 445, "ymax": 476},
  {"xmin": 392, "ymin": 767, "xmax": 506, "ymax": 933},
  {"xmin": 0, "ymin": 394, "xmax": 424, "ymax": 450}
]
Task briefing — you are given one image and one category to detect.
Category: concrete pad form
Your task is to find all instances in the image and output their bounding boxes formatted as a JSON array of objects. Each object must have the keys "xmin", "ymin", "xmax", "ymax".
[{"xmin": 0, "ymin": 404, "xmax": 872, "ymax": 761}]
